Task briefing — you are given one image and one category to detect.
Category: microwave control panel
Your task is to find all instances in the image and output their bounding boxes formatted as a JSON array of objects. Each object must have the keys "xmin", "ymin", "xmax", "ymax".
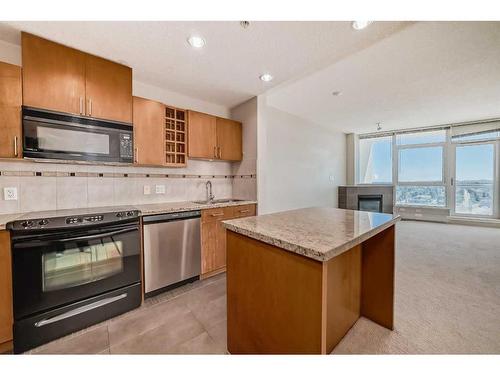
[{"xmin": 119, "ymin": 133, "xmax": 134, "ymax": 159}]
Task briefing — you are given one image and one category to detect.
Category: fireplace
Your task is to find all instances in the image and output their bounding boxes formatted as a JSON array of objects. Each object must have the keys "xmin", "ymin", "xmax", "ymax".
[{"xmin": 358, "ymin": 195, "xmax": 383, "ymax": 213}]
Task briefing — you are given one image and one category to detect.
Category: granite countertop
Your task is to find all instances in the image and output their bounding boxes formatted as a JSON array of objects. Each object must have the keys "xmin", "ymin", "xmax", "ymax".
[
  {"xmin": 223, "ymin": 207, "xmax": 400, "ymax": 262},
  {"xmin": 135, "ymin": 200, "xmax": 257, "ymax": 216},
  {"xmin": 0, "ymin": 199, "xmax": 257, "ymax": 230}
]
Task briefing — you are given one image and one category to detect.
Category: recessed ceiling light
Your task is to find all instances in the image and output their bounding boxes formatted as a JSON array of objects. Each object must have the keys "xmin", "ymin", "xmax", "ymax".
[
  {"xmin": 332, "ymin": 91, "xmax": 342, "ymax": 96},
  {"xmin": 352, "ymin": 21, "xmax": 373, "ymax": 30},
  {"xmin": 259, "ymin": 73, "xmax": 273, "ymax": 82},
  {"xmin": 187, "ymin": 35, "xmax": 206, "ymax": 48},
  {"xmin": 240, "ymin": 21, "xmax": 250, "ymax": 29}
]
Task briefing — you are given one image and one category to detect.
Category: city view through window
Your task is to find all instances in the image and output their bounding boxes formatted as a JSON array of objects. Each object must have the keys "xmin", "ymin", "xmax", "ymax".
[{"xmin": 358, "ymin": 128, "xmax": 498, "ymax": 216}]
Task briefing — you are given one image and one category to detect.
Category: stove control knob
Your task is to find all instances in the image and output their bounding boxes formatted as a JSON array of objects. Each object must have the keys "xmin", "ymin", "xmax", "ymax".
[
  {"xmin": 126, "ymin": 211, "xmax": 135, "ymax": 217},
  {"xmin": 21, "ymin": 220, "xmax": 34, "ymax": 228},
  {"xmin": 116, "ymin": 212, "xmax": 125, "ymax": 218},
  {"xmin": 39, "ymin": 219, "xmax": 49, "ymax": 226}
]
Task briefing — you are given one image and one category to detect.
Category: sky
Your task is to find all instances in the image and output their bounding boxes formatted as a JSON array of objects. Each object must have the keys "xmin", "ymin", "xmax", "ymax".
[{"xmin": 361, "ymin": 139, "xmax": 495, "ymax": 183}]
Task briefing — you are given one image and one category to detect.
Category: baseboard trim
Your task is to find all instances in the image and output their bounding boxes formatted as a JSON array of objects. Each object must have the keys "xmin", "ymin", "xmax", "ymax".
[{"xmin": 201, "ymin": 267, "xmax": 226, "ymax": 280}]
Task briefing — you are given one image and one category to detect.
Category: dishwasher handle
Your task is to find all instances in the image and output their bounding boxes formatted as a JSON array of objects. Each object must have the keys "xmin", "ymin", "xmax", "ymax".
[{"xmin": 143, "ymin": 210, "xmax": 201, "ymax": 224}]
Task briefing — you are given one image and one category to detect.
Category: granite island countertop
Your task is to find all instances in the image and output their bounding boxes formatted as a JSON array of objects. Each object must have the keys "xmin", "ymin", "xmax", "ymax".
[
  {"xmin": 0, "ymin": 199, "xmax": 257, "ymax": 230},
  {"xmin": 223, "ymin": 207, "xmax": 400, "ymax": 262}
]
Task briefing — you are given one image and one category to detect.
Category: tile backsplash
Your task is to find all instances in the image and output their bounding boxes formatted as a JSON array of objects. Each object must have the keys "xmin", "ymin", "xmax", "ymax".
[{"xmin": 0, "ymin": 159, "xmax": 256, "ymax": 214}]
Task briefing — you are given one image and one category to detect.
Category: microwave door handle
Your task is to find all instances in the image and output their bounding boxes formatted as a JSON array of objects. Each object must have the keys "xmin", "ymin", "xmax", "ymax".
[{"xmin": 58, "ymin": 227, "xmax": 137, "ymax": 243}]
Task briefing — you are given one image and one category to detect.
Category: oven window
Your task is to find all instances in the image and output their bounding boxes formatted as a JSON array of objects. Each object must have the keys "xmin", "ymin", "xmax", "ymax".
[
  {"xmin": 42, "ymin": 241, "xmax": 124, "ymax": 292},
  {"xmin": 37, "ymin": 126, "xmax": 110, "ymax": 154}
]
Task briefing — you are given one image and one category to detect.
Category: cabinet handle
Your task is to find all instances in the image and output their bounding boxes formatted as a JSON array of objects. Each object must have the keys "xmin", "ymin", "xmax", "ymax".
[
  {"xmin": 134, "ymin": 147, "xmax": 138, "ymax": 163},
  {"xmin": 213, "ymin": 146, "xmax": 217, "ymax": 159},
  {"xmin": 218, "ymin": 146, "xmax": 221, "ymax": 159},
  {"xmin": 239, "ymin": 209, "xmax": 250, "ymax": 214},
  {"xmin": 79, "ymin": 97, "xmax": 84, "ymax": 115},
  {"xmin": 14, "ymin": 136, "xmax": 18, "ymax": 157},
  {"xmin": 88, "ymin": 98, "xmax": 92, "ymax": 116},
  {"xmin": 211, "ymin": 212, "xmax": 224, "ymax": 217}
]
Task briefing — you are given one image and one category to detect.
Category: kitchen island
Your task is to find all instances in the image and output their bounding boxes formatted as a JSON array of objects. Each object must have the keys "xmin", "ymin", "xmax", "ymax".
[{"xmin": 223, "ymin": 207, "xmax": 400, "ymax": 354}]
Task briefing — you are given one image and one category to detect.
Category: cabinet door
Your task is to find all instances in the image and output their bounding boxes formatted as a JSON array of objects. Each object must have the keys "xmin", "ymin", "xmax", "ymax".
[
  {"xmin": 22, "ymin": 33, "xmax": 86, "ymax": 115},
  {"xmin": 201, "ymin": 220, "xmax": 217, "ymax": 274},
  {"xmin": 201, "ymin": 206, "xmax": 234, "ymax": 275},
  {"xmin": 0, "ymin": 231, "xmax": 13, "ymax": 345},
  {"xmin": 0, "ymin": 62, "xmax": 22, "ymax": 158},
  {"xmin": 85, "ymin": 54, "xmax": 132, "ymax": 123},
  {"xmin": 214, "ymin": 218, "xmax": 228, "ymax": 270},
  {"xmin": 216, "ymin": 117, "xmax": 242, "ymax": 161},
  {"xmin": 132, "ymin": 97, "xmax": 165, "ymax": 166},
  {"xmin": 188, "ymin": 111, "xmax": 217, "ymax": 159}
]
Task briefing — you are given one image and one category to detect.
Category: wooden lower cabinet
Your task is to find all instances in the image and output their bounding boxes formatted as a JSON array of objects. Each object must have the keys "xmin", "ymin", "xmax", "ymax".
[
  {"xmin": 201, "ymin": 204, "xmax": 256, "ymax": 277},
  {"xmin": 0, "ymin": 230, "xmax": 13, "ymax": 352}
]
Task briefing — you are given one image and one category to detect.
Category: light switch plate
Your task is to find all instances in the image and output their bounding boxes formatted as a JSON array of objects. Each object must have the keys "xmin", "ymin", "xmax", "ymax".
[
  {"xmin": 143, "ymin": 185, "xmax": 151, "ymax": 195},
  {"xmin": 155, "ymin": 185, "xmax": 165, "ymax": 194},
  {"xmin": 4, "ymin": 187, "xmax": 18, "ymax": 201}
]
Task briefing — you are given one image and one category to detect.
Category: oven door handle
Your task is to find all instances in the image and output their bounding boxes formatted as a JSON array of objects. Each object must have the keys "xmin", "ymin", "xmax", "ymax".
[
  {"xmin": 34, "ymin": 293, "xmax": 127, "ymax": 328},
  {"xmin": 59, "ymin": 227, "xmax": 137, "ymax": 243}
]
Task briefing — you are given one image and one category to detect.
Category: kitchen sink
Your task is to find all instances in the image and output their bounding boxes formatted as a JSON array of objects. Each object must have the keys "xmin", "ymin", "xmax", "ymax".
[{"xmin": 192, "ymin": 199, "xmax": 245, "ymax": 205}]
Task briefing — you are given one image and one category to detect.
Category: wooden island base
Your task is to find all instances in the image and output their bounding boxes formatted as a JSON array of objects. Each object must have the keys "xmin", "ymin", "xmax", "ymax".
[{"xmin": 226, "ymin": 225, "xmax": 395, "ymax": 354}]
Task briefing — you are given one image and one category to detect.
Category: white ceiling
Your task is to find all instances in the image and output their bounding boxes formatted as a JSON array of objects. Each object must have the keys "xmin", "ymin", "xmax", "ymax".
[
  {"xmin": 267, "ymin": 21, "xmax": 500, "ymax": 133},
  {"xmin": 0, "ymin": 21, "xmax": 409, "ymax": 109}
]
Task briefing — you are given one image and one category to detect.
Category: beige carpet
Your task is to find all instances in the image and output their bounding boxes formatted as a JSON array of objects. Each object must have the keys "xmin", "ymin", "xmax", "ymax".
[{"xmin": 333, "ymin": 220, "xmax": 500, "ymax": 354}]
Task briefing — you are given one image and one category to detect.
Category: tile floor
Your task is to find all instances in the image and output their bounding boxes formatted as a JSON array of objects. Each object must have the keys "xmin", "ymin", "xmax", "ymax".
[{"xmin": 29, "ymin": 273, "xmax": 228, "ymax": 354}]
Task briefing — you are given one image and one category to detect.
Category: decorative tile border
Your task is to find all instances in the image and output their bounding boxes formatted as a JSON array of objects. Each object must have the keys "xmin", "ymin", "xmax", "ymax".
[{"xmin": 0, "ymin": 170, "xmax": 256, "ymax": 179}]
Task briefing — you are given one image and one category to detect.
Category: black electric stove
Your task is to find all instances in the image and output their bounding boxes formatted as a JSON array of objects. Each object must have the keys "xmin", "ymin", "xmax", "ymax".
[{"xmin": 7, "ymin": 208, "xmax": 142, "ymax": 353}]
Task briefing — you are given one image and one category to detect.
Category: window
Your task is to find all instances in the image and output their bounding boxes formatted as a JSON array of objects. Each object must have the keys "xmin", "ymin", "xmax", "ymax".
[
  {"xmin": 395, "ymin": 130, "xmax": 446, "ymax": 207},
  {"xmin": 396, "ymin": 186, "xmax": 446, "ymax": 207},
  {"xmin": 356, "ymin": 123, "xmax": 500, "ymax": 217},
  {"xmin": 358, "ymin": 136, "xmax": 392, "ymax": 184},
  {"xmin": 455, "ymin": 144, "xmax": 495, "ymax": 216},
  {"xmin": 396, "ymin": 130, "xmax": 446, "ymax": 145},
  {"xmin": 398, "ymin": 147, "xmax": 443, "ymax": 182}
]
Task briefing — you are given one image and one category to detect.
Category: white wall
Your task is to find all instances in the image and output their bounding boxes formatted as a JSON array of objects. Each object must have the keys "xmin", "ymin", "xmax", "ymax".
[
  {"xmin": 133, "ymin": 81, "xmax": 229, "ymax": 118},
  {"xmin": 230, "ymin": 97, "xmax": 257, "ymax": 201},
  {"xmin": 0, "ymin": 39, "xmax": 20, "ymax": 65},
  {"xmin": 257, "ymin": 95, "xmax": 346, "ymax": 214}
]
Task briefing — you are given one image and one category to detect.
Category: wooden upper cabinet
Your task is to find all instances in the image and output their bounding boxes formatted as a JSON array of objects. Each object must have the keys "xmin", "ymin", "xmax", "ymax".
[
  {"xmin": 21, "ymin": 33, "xmax": 132, "ymax": 123},
  {"xmin": 85, "ymin": 54, "xmax": 132, "ymax": 123},
  {"xmin": 133, "ymin": 96, "xmax": 165, "ymax": 166},
  {"xmin": 22, "ymin": 32, "xmax": 86, "ymax": 115},
  {"xmin": 188, "ymin": 111, "xmax": 243, "ymax": 161},
  {"xmin": 216, "ymin": 117, "xmax": 242, "ymax": 161},
  {"xmin": 188, "ymin": 110, "xmax": 217, "ymax": 159},
  {"xmin": 0, "ymin": 61, "xmax": 22, "ymax": 158}
]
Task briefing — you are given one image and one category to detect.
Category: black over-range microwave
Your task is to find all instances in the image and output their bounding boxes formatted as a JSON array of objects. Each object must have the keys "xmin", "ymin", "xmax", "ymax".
[{"xmin": 22, "ymin": 107, "xmax": 134, "ymax": 163}]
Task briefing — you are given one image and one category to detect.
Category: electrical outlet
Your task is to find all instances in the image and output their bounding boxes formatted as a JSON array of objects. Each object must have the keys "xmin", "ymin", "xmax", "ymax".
[
  {"xmin": 4, "ymin": 187, "xmax": 18, "ymax": 201},
  {"xmin": 155, "ymin": 185, "xmax": 165, "ymax": 194},
  {"xmin": 143, "ymin": 185, "xmax": 151, "ymax": 195},
  {"xmin": 329, "ymin": 175, "xmax": 335, "ymax": 182}
]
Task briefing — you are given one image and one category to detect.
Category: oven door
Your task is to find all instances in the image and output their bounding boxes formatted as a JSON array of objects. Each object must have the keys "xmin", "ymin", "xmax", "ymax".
[{"xmin": 11, "ymin": 222, "xmax": 141, "ymax": 320}]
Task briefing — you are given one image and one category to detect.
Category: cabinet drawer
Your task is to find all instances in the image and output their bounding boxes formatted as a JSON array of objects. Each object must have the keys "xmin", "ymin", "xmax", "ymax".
[
  {"xmin": 233, "ymin": 204, "xmax": 256, "ymax": 218},
  {"xmin": 201, "ymin": 206, "xmax": 234, "ymax": 223}
]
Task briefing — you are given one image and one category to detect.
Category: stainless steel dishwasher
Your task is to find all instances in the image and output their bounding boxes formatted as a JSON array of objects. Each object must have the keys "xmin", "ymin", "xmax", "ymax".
[{"xmin": 143, "ymin": 210, "xmax": 201, "ymax": 297}]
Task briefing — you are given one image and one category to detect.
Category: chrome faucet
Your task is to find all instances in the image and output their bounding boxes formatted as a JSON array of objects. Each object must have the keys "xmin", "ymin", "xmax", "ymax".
[{"xmin": 206, "ymin": 180, "xmax": 215, "ymax": 203}]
